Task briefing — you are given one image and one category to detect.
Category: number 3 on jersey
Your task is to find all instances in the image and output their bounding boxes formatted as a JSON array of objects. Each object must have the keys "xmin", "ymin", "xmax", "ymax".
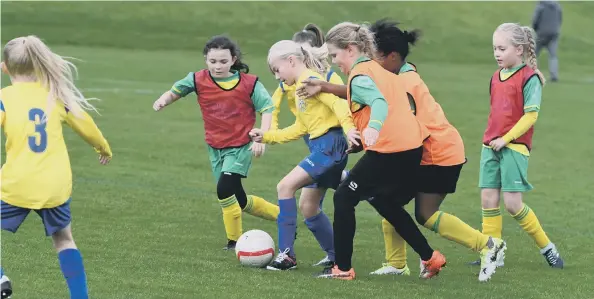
[{"xmin": 28, "ymin": 108, "xmax": 47, "ymax": 153}]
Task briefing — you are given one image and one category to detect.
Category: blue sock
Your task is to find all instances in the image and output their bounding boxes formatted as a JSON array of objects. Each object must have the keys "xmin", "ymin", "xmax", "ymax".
[
  {"xmin": 277, "ymin": 198, "xmax": 298, "ymax": 257},
  {"xmin": 58, "ymin": 249, "xmax": 88, "ymax": 299},
  {"xmin": 305, "ymin": 211, "xmax": 335, "ymax": 261}
]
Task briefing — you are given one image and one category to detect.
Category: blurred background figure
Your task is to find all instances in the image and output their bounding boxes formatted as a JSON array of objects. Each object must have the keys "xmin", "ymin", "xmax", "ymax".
[{"xmin": 532, "ymin": 0, "xmax": 562, "ymax": 82}]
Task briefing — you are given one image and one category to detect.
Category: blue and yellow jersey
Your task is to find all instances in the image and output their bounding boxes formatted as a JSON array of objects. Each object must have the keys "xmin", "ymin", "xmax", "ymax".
[
  {"xmin": 0, "ymin": 82, "xmax": 111, "ymax": 209},
  {"xmin": 270, "ymin": 69, "xmax": 343, "ymax": 130},
  {"xmin": 263, "ymin": 69, "xmax": 355, "ymax": 144},
  {"xmin": 170, "ymin": 71, "xmax": 274, "ymax": 114}
]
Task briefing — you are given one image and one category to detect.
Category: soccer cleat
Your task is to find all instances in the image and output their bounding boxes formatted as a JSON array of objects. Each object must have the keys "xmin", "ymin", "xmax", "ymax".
[
  {"xmin": 419, "ymin": 251, "xmax": 446, "ymax": 279},
  {"xmin": 223, "ymin": 240, "xmax": 237, "ymax": 250},
  {"xmin": 266, "ymin": 249, "xmax": 297, "ymax": 271},
  {"xmin": 1, "ymin": 274, "xmax": 12, "ymax": 299},
  {"xmin": 369, "ymin": 263, "xmax": 411, "ymax": 276},
  {"xmin": 541, "ymin": 243, "xmax": 564, "ymax": 269},
  {"xmin": 478, "ymin": 237, "xmax": 507, "ymax": 282},
  {"xmin": 313, "ymin": 256, "xmax": 334, "ymax": 267},
  {"xmin": 315, "ymin": 265, "xmax": 355, "ymax": 280}
]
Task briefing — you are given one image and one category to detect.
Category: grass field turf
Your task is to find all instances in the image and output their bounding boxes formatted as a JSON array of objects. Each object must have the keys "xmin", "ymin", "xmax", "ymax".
[{"xmin": 2, "ymin": 1, "xmax": 594, "ymax": 298}]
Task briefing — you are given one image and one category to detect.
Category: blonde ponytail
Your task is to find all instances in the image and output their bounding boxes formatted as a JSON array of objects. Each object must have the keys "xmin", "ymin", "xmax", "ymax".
[
  {"xmin": 521, "ymin": 26, "xmax": 546, "ymax": 85},
  {"xmin": 3, "ymin": 36, "xmax": 98, "ymax": 119},
  {"xmin": 326, "ymin": 22, "xmax": 377, "ymax": 60}
]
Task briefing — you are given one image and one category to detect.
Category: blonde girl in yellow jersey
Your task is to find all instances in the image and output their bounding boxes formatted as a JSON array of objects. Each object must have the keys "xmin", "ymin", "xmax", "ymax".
[{"xmin": 0, "ymin": 36, "xmax": 112, "ymax": 299}]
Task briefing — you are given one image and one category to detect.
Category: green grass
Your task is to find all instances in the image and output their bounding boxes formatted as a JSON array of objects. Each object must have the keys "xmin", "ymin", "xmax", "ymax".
[{"xmin": 2, "ymin": 1, "xmax": 594, "ymax": 298}]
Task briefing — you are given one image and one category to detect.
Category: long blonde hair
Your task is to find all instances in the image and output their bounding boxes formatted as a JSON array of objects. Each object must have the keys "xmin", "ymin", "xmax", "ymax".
[
  {"xmin": 267, "ymin": 40, "xmax": 330, "ymax": 76},
  {"xmin": 2, "ymin": 35, "xmax": 98, "ymax": 119},
  {"xmin": 495, "ymin": 23, "xmax": 546, "ymax": 85},
  {"xmin": 325, "ymin": 22, "xmax": 377, "ymax": 59}
]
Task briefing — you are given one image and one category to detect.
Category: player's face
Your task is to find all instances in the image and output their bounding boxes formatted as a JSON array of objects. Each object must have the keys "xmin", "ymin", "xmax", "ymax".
[
  {"xmin": 205, "ymin": 49, "xmax": 236, "ymax": 78},
  {"xmin": 493, "ymin": 32, "xmax": 523, "ymax": 69},
  {"xmin": 328, "ymin": 43, "xmax": 355, "ymax": 75},
  {"xmin": 269, "ymin": 57, "xmax": 296, "ymax": 86}
]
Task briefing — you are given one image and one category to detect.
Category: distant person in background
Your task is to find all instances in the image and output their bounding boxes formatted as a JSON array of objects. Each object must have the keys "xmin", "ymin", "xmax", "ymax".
[{"xmin": 532, "ymin": 0, "xmax": 562, "ymax": 82}]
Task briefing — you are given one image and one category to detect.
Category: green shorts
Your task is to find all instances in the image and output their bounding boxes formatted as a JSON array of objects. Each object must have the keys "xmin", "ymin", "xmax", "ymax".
[
  {"xmin": 207, "ymin": 143, "xmax": 253, "ymax": 182},
  {"xmin": 478, "ymin": 146, "xmax": 533, "ymax": 192}
]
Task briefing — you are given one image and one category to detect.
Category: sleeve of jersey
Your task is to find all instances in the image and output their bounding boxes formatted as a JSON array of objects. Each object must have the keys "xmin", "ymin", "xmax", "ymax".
[
  {"xmin": 522, "ymin": 76, "xmax": 542, "ymax": 113},
  {"xmin": 502, "ymin": 112, "xmax": 539, "ymax": 143},
  {"xmin": 328, "ymin": 72, "xmax": 345, "ymax": 85},
  {"xmin": 316, "ymin": 92, "xmax": 355, "ymax": 133},
  {"xmin": 350, "ymin": 76, "xmax": 388, "ymax": 131},
  {"xmin": 65, "ymin": 110, "xmax": 112, "ymax": 157},
  {"xmin": 251, "ymin": 81, "xmax": 275, "ymax": 114},
  {"xmin": 270, "ymin": 85, "xmax": 284, "ymax": 130},
  {"xmin": 262, "ymin": 119, "xmax": 307, "ymax": 145},
  {"xmin": 170, "ymin": 72, "xmax": 196, "ymax": 97}
]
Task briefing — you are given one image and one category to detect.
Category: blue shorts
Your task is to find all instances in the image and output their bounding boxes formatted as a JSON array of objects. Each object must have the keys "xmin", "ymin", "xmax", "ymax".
[
  {"xmin": 298, "ymin": 128, "xmax": 348, "ymax": 190},
  {"xmin": 1, "ymin": 199, "xmax": 72, "ymax": 236}
]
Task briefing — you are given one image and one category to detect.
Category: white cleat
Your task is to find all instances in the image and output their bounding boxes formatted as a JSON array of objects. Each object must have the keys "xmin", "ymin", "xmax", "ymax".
[
  {"xmin": 370, "ymin": 263, "xmax": 411, "ymax": 276},
  {"xmin": 479, "ymin": 238, "xmax": 507, "ymax": 282}
]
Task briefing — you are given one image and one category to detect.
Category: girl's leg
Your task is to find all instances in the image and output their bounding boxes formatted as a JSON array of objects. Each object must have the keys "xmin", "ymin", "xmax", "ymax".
[
  {"xmin": 300, "ymin": 187, "xmax": 335, "ymax": 264},
  {"xmin": 52, "ymin": 224, "xmax": 89, "ymax": 299},
  {"xmin": 267, "ymin": 166, "xmax": 314, "ymax": 271}
]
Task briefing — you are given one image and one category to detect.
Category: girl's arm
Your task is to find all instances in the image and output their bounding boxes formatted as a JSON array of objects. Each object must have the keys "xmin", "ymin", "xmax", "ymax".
[
  {"xmin": 64, "ymin": 108, "xmax": 112, "ymax": 158},
  {"xmin": 154, "ymin": 72, "xmax": 195, "ymax": 111},
  {"xmin": 153, "ymin": 91, "xmax": 181, "ymax": 111},
  {"xmin": 270, "ymin": 84, "xmax": 284, "ymax": 130}
]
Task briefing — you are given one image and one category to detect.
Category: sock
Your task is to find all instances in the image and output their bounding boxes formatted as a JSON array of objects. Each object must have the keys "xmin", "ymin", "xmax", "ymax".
[
  {"xmin": 424, "ymin": 211, "xmax": 491, "ymax": 252},
  {"xmin": 512, "ymin": 204, "xmax": 550, "ymax": 249},
  {"xmin": 219, "ymin": 195, "xmax": 243, "ymax": 241},
  {"xmin": 482, "ymin": 208, "xmax": 502, "ymax": 239},
  {"xmin": 277, "ymin": 198, "xmax": 298, "ymax": 257},
  {"xmin": 305, "ymin": 211, "xmax": 335, "ymax": 261},
  {"xmin": 382, "ymin": 218, "xmax": 407, "ymax": 268},
  {"xmin": 58, "ymin": 248, "xmax": 88, "ymax": 299},
  {"xmin": 243, "ymin": 195, "xmax": 279, "ymax": 221}
]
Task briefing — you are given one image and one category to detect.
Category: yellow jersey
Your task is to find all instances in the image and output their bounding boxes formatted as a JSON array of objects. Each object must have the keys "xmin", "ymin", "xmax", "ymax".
[
  {"xmin": 1, "ymin": 82, "xmax": 112, "ymax": 209},
  {"xmin": 270, "ymin": 69, "xmax": 344, "ymax": 130},
  {"xmin": 263, "ymin": 69, "xmax": 354, "ymax": 144}
]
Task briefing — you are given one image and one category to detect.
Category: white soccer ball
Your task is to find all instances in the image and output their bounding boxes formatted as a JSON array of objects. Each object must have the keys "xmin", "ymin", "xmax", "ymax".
[{"xmin": 235, "ymin": 229, "xmax": 275, "ymax": 268}]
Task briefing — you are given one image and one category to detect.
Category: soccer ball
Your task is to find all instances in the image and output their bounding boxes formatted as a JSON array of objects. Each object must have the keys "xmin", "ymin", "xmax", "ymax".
[{"xmin": 235, "ymin": 229, "xmax": 275, "ymax": 268}]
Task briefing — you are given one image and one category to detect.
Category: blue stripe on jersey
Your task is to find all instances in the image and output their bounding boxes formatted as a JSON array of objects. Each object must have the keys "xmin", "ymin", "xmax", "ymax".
[
  {"xmin": 65, "ymin": 106, "xmax": 70, "ymax": 113},
  {"xmin": 0, "ymin": 100, "xmax": 4, "ymax": 112},
  {"xmin": 326, "ymin": 69, "xmax": 334, "ymax": 82},
  {"xmin": 279, "ymin": 81, "xmax": 285, "ymax": 92}
]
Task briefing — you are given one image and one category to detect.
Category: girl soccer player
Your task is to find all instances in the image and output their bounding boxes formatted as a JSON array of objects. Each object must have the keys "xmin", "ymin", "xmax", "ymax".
[
  {"xmin": 152, "ymin": 35, "xmax": 280, "ymax": 251},
  {"xmin": 0, "ymin": 35, "xmax": 113, "ymax": 299},
  {"xmin": 478, "ymin": 22, "xmax": 563, "ymax": 268},
  {"xmin": 315, "ymin": 22, "xmax": 446, "ymax": 280},
  {"xmin": 299, "ymin": 19, "xmax": 506, "ymax": 281},
  {"xmin": 249, "ymin": 40, "xmax": 358, "ymax": 271},
  {"xmin": 270, "ymin": 24, "xmax": 347, "ymax": 267}
]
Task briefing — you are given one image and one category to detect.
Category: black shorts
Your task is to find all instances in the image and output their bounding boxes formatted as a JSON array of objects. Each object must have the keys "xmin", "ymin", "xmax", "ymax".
[
  {"xmin": 340, "ymin": 147, "xmax": 423, "ymax": 203},
  {"xmin": 416, "ymin": 163, "xmax": 464, "ymax": 194}
]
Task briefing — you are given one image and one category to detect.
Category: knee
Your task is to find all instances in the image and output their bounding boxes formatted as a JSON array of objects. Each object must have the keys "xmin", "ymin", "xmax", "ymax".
[
  {"xmin": 52, "ymin": 227, "xmax": 76, "ymax": 252},
  {"xmin": 217, "ymin": 174, "xmax": 237, "ymax": 199},
  {"xmin": 276, "ymin": 180, "xmax": 297, "ymax": 198},
  {"xmin": 481, "ymin": 189, "xmax": 500, "ymax": 208},
  {"xmin": 503, "ymin": 192, "xmax": 523, "ymax": 215}
]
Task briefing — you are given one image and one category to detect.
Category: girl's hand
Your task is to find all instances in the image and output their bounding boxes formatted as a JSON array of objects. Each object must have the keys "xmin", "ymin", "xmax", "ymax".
[
  {"xmin": 362, "ymin": 127, "xmax": 380, "ymax": 147},
  {"xmin": 249, "ymin": 128, "xmax": 264, "ymax": 143},
  {"xmin": 296, "ymin": 78, "xmax": 323, "ymax": 98},
  {"xmin": 99, "ymin": 154, "xmax": 111, "ymax": 165},
  {"xmin": 153, "ymin": 98, "xmax": 168, "ymax": 111},
  {"xmin": 489, "ymin": 137, "xmax": 508, "ymax": 151},
  {"xmin": 249, "ymin": 142, "xmax": 266, "ymax": 158},
  {"xmin": 346, "ymin": 128, "xmax": 361, "ymax": 148}
]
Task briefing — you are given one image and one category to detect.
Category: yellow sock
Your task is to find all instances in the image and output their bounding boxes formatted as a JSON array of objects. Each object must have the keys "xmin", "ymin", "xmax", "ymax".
[
  {"xmin": 382, "ymin": 218, "xmax": 407, "ymax": 268},
  {"xmin": 424, "ymin": 211, "xmax": 490, "ymax": 252},
  {"xmin": 243, "ymin": 195, "xmax": 279, "ymax": 221},
  {"xmin": 482, "ymin": 208, "xmax": 502, "ymax": 239},
  {"xmin": 219, "ymin": 195, "xmax": 242, "ymax": 241},
  {"xmin": 512, "ymin": 204, "xmax": 550, "ymax": 249}
]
